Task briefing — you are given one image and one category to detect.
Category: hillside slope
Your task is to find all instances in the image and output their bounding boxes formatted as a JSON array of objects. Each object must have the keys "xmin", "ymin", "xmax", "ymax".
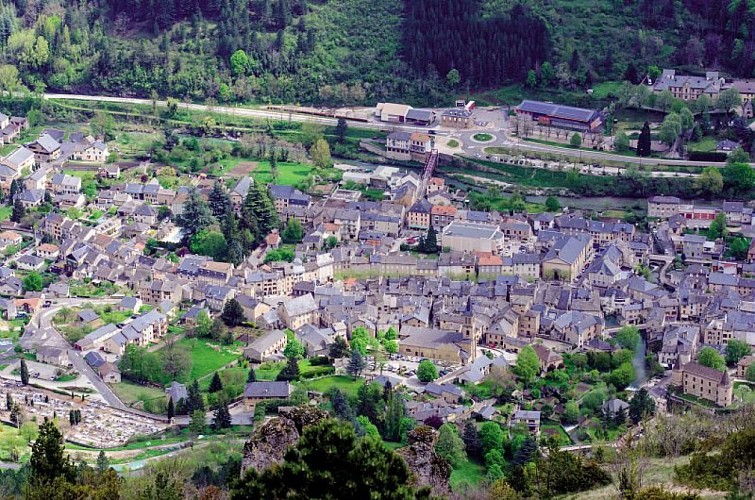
[{"xmin": 0, "ymin": 0, "xmax": 751, "ymax": 105}]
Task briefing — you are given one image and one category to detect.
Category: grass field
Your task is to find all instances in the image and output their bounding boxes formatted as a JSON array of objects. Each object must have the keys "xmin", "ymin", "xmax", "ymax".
[
  {"xmin": 175, "ymin": 338, "xmax": 242, "ymax": 380},
  {"xmin": 449, "ymin": 458, "xmax": 486, "ymax": 491},
  {"xmin": 298, "ymin": 375, "xmax": 365, "ymax": 398},
  {"xmin": 472, "ymin": 133, "xmax": 494, "ymax": 142},
  {"xmin": 0, "ymin": 205, "xmax": 11, "ymax": 222},
  {"xmin": 447, "ymin": 139, "xmax": 459, "ymax": 148},
  {"xmin": 687, "ymin": 136, "xmax": 718, "ymax": 153},
  {"xmin": 249, "ymin": 161, "xmax": 313, "ymax": 186},
  {"xmin": 110, "ymin": 381, "xmax": 166, "ymax": 407}
]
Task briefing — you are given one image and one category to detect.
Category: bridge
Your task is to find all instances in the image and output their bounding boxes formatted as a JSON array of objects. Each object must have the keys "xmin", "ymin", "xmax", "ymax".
[{"xmin": 419, "ymin": 149, "xmax": 439, "ymax": 197}]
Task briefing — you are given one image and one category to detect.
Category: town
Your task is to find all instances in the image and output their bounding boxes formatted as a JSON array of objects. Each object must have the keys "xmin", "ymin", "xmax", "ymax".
[{"xmin": 0, "ymin": 65, "xmax": 750, "ymax": 498}]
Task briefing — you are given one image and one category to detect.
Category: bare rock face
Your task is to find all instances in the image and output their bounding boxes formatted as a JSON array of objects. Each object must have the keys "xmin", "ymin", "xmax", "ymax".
[
  {"xmin": 396, "ymin": 425, "xmax": 451, "ymax": 495},
  {"xmin": 240, "ymin": 406, "xmax": 328, "ymax": 474},
  {"xmin": 241, "ymin": 416, "xmax": 299, "ymax": 474}
]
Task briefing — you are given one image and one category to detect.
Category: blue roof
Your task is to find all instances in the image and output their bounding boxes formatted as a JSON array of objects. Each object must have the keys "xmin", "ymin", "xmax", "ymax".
[{"xmin": 517, "ymin": 100, "xmax": 600, "ymax": 123}]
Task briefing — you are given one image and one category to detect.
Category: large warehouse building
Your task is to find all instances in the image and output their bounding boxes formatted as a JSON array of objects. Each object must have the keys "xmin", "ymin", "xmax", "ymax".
[{"xmin": 515, "ymin": 100, "xmax": 604, "ymax": 132}]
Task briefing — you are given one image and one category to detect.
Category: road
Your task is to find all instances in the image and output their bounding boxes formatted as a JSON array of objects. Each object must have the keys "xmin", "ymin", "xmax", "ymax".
[
  {"xmin": 43, "ymin": 92, "xmax": 755, "ymax": 169},
  {"xmin": 31, "ymin": 297, "xmax": 126, "ymax": 410}
]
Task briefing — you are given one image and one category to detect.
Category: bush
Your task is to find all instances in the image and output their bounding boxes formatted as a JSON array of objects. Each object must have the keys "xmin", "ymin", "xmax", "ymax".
[
  {"xmin": 309, "ymin": 356, "xmax": 331, "ymax": 366},
  {"xmin": 300, "ymin": 366, "xmax": 335, "ymax": 379}
]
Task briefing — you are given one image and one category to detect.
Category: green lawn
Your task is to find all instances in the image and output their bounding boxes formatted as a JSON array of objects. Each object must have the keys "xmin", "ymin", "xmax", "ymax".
[
  {"xmin": 472, "ymin": 133, "xmax": 494, "ymax": 142},
  {"xmin": 0, "ymin": 423, "xmax": 33, "ymax": 462},
  {"xmin": 0, "ymin": 205, "xmax": 11, "ymax": 222},
  {"xmin": 110, "ymin": 381, "xmax": 166, "ymax": 407},
  {"xmin": 446, "ymin": 139, "xmax": 459, "ymax": 148},
  {"xmin": 257, "ymin": 361, "xmax": 285, "ymax": 381},
  {"xmin": 449, "ymin": 458, "xmax": 486, "ymax": 491},
  {"xmin": 174, "ymin": 338, "xmax": 242, "ymax": 380},
  {"xmin": 297, "ymin": 375, "xmax": 365, "ymax": 398},
  {"xmin": 250, "ymin": 161, "xmax": 313, "ymax": 186},
  {"xmin": 687, "ymin": 136, "xmax": 718, "ymax": 152}
]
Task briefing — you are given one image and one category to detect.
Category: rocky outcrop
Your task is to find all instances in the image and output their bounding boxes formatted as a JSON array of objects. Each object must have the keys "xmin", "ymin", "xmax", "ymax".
[
  {"xmin": 396, "ymin": 426, "xmax": 451, "ymax": 495},
  {"xmin": 240, "ymin": 406, "xmax": 328, "ymax": 474}
]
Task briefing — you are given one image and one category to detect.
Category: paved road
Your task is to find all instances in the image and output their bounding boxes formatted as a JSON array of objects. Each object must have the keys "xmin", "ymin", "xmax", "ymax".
[
  {"xmin": 32, "ymin": 298, "xmax": 126, "ymax": 410},
  {"xmin": 43, "ymin": 92, "xmax": 755, "ymax": 169}
]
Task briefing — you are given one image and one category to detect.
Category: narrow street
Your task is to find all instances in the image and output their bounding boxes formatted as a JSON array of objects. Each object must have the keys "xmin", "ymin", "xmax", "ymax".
[{"xmin": 26, "ymin": 297, "xmax": 126, "ymax": 409}]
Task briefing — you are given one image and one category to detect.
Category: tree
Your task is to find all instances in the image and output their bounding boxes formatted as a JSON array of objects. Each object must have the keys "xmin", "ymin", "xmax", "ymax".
[
  {"xmin": 637, "ymin": 122, "xmax": 652, "ymax": 157},
  {"xmin": 695, "ymin": 167, "xmax": 723, "ymax": 196},
  {"xmin": 167, "ymin": 398, "xmax": 175, "ymax": 420},
  {"xmin": 725, "ymin": 340, "xmax": 752, "ymax": 367},
  {"xmin": 283, "ymin": 334, "xmax": 305, "ymax": 360},
  {"xmin": 564, "ymin": 400, "xmax": 580, "ymax": 424},
  {"xmin": 679, "ymin": 107, "xmax": 695, "ymax": 131},
  {"xmin": 10, "ymin": 199, "xmax": 24, "ymax": 223},
  {"xmin": 276, "ymin": 356, "xmax": 300, "ymax": 381},
  {"xmin": 349, "ymin": 327, "xmax": 370, "ymax": 355},
  {"xmin": 544, "ymin": 196, "xmax": 561, "ymax": 212},
  {"xmin": 209, "ymin": 372, "xmax": 224, "ymax": 393},
  {"xmin": 724, "ymin": 162, "xmax": 755, "ymax": 194},
  {"xmin": 659, "ymin": 113, "xmax": 682, "ymax": 146},
  {"xmin": 194, "ymin": 310, "xmax": 213, "ymax": 338},
  {"xmin": 614, "ymin": 131, "xmax": 630, "ymax": 153},
  {"xmin": 232, "ymin": 419, "xmax": 420, "ymax": 499},
  {"xmin": 190, "ymin": 409, "xmax": 206, "ymax": 435},
  {"xmin": 23, "ymin": 272, "xmax": 43, "ymax": 292},
  {"xmin": 176, "ymin": 188, "xmax": 214, "ymax": 243},
  {"xmin": 697, "ymin": 346, "xmax": 725, "ymax": 372},
  {"xmin": 247, "ymin": 367, "xmax": 257, "ymax": 383},
  {"xmin": 213, "ymin": 400, "xmax": 232, "ymax": 430},
  {"xmin": 229, "ymin": 49, "xmax": 249, "ymax": 76},
  {"xmin": 708, "ymin": 212, "xmax": 727, "ymax": 240},
  {"xmin": 514, "ymin": 345, "xmax": 540, "ymax": 385},
  {"xmin": 727, "ymin": 148, "xmax": 751, "ymax": 165},
  {"xmin": 479, "ymin": 421, "xmax": 505, "ymax": 456},
  {"xmin": 221, "ymin": 298, "xmax": 245, "ymax": 327},
  {"xmin": 435, "ymin": 423, "xmax": 466, "ymax": 466},
  {"xmin": 190, "ymin": 230, "xmax": 227, "ymax": 261},
  {"xmin": 334, "ymin": 118, "xmax": 348, "ymax": 144},
  {"xmin": 329, "ymin": 336, "xmax": 349, "ymax": 359},
  {"xmin": 570, "ymin": 133, "xmax": 582, "ymax": 148},
  {"xmin": 96, "ymin": 450, "xmax": 110, "ymax": 474},
  {"xmin": 746, "ymin": 364, "xmax": 755, "ymax": 382},
  {"xmin": 615, "ymin": 326, "xmax": 641, "ymax": 352},
  {"xmin": 446, "ymin": 68, "xmax": 461, "ymax": 87},
  {"xmin": 8, "ymin": 179, "xmax": 20, "ymax": 203},
  {"xmin": 282, "ymin": 219, "xmax": 304, "ymax": 244},
  {"xmin": 420, "ymin": 225, "xmax": 439, "ymax": 254},
  {"xmin": 19, "ymin": 358, "xmax": 29, "ymax": 386},
  {"xmin": 208, "ymin": 181, "xmax": 231, "ymax": 218},
  {"xmin": 28, "ymin": 419, "xmax": 74, "ymax": 490},
  {"xmin": 186, "ymin": 379, "xmax": 204, "ymax": 413},
  {"xmin": 310, "ymin": 138, "xmax": 332, "ymax": 168},
  {"xmin": 347, "ymin": 350, "xmax": 365, "ymax": 379},
  {"xmin": 717, "ymin": 88, "xmax": 742, "ymax": 114},
  {"xmin": 608, "ymin": 362, "xmax": 635, "ymax": 391},
  {"xmin": 417, "ymin": 359, "xmax": 439, "ymax": 383},
  {"xmin": 526, "ymin": 69, "xmax": 537, "ymax": 88}
]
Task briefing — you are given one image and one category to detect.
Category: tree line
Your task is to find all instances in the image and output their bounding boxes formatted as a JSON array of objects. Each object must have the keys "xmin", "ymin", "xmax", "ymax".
[{"xmin": 403, "ymin": 1, "xmax": 550, "ymax": 88}]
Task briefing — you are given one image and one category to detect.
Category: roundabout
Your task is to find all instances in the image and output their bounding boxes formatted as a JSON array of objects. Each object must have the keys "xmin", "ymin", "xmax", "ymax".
[{"xmin": 471, "ymin": 132, "xmax": 496, "ymax": 143}]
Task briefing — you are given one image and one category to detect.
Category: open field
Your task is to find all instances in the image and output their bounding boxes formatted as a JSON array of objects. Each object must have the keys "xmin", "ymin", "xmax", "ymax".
[
  {"xmin": 250, "ymin": 161, "xmax": 314, "ymax": 186},
  {"xmin": 110, "ymin": 381, "xmax": 166, "ymax": 407},
  {"xmin": 297, "ymin": 375, "xmax": 365, "ymax": 398},
  {"xmin": 449, "ymin": 458, "xmax": 486, "ymax": 491},
  {"xmin": 174, "ymin": 338, "xmax": 242, "ymax": 380}
]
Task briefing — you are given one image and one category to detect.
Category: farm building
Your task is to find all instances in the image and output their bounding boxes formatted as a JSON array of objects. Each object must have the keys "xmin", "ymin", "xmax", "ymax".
[{"xmin": 515, "ymin": 100, "xmax": 604, "ymax": 133}]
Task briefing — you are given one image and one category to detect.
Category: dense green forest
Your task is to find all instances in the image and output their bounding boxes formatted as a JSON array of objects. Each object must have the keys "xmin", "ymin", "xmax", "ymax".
[{"xmin": 0, "ymin": 0, "xmax": 752, "ymax": 106}]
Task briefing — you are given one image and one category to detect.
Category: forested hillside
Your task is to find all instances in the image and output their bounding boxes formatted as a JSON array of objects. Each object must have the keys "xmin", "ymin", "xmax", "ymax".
[{"xmin": 0, "ymin": 0, "xmax": 751, "ymax": 106}]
